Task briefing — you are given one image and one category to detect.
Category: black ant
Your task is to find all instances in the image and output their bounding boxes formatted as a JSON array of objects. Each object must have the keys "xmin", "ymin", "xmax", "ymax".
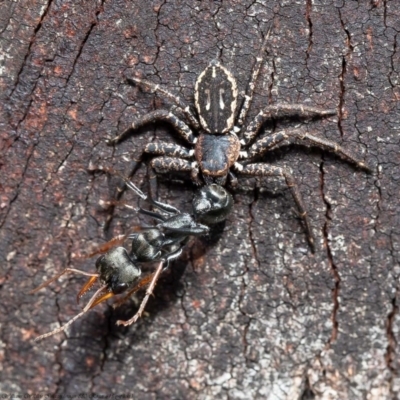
[{"xmin": 31, "ymin": 181, "xmax": 232, "ymax": 341}]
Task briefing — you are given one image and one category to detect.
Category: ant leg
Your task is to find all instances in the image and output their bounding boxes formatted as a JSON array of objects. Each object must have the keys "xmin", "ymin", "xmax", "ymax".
[
  {"xmin": 33, "ymin": 285, "xmax": 108, "ymax": 342},
  {"xmin": 104, "ymin": 110, "xmax": 196, "ymax": 214},
  {"xmin": 242, "ymin": 104, "xmax": 337, "ymax": 145},
  {"xmin": 116, "ymin": 260, "xmax": 165, "ymax": 326},
  {"xmin": 112, "ymin": 273, "xmax": 156, "ymax": 309},
  {"xmin": 88, "ymin": 162, "xmax": 144, "ymax": 230},
  {"xmin": 236, "ymin": 162, "xmax": 315, "ymax": 251},
  {"xmin": 115, "ymin": 249, "xmax": 182, "ymax": 326}
]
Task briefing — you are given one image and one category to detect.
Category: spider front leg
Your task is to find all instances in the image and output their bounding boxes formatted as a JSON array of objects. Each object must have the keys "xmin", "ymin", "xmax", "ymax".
[
  {"xmin": 126, "ymin": 77, "xmax": 200, "ymax": 130},
  {"xmin": 150, "ymin": 157, "xmax": 201, "ymax": 186},
  {"xmin": 142, "ymin": 142, "xmax": 198, "ymax": 193},
  {"xmin": 106, "ymin": 109, "xmax": 196, "ymax": 202},
  {"xmin": 236, "ymin": 25, "xmax": 272, "ymax": 128},
  {"xmin": 242, "ymin": 104, "xmax": 337, "ymax": 145},
  {"xmin": 235, "ymin": 162, "xmax": 315, "ymax": 251},
  {"xmin": 243, "ymin": 129, "xmax": 370, "ymax": 171},
  {"xmin": 107, "ymin": 109, "xmax": 196, "ymax": 146}
]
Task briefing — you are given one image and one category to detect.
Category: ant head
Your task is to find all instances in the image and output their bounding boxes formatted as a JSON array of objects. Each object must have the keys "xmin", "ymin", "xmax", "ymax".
[
  {"xmin": 192, "ymin": 184, "xmax": 233, "ymax": 225},
  {"xmin": 96, "ymin": 247, "xmax": 142, "ymax": 294}
]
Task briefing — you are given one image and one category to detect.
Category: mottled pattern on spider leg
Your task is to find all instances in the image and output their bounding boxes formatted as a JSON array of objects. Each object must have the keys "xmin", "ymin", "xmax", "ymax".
[
  {"xmin": 242, "ymin": 104, "xmax": 337, "ymax": 145},
  {"xmin": 106, "ymin": 110, "xmax": 196, "ymax": 202},
  {"xmin": 237, "ymin": 28, "xmax": 271, "ymax": 128},
  {"xmin": 145, "ymin": 142, "xmax": 193, "ymax": 159},
  {"xmin": 237, "ymin": 163, "xmax": 315, "ymax": 250},
  {"xmin": 151, "ymin": 157, "xmax": 193, "ymax": 173},
  {"xmin": 107, "ymin": 110, "xmax": 196, "ymax": 145},
  {"xmin": 242, "ymin": 131, "xmax": 288, "ymax": 159},
  {"xmin": 150, "ymin": 157, "xmax": 200, "ymax": 184},
  {"xmin": 245, "ymin": 130, "xmax": 370, "ymax": 171},
  {"xmin": 299, "ymin": 132, "xmax": 370, "ymax": 171},
  {"xmin": 127, "ymin": 77, "xmax": 200, "ymax": 130}
]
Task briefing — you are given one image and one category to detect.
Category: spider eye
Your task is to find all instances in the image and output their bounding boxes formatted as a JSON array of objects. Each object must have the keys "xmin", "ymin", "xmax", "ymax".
[{"xmin": 195, "ymin": 61, "xmax": 238, "ymax": 134}]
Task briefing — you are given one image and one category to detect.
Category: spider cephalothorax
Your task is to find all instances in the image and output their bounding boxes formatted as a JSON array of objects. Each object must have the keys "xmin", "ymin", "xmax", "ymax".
[{"xmin": 107, "ymin": 30, "xmax": 370, "ymax": 248}]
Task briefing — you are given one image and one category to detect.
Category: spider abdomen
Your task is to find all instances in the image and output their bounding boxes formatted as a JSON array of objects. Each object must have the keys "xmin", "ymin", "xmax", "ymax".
[
  {"xmin": 195, "ymin": 60, "xmax": 238, "ymax": 134},
  {"xmin": 195, "ymin": 133, "xmax": 240, "ymax": 180}
]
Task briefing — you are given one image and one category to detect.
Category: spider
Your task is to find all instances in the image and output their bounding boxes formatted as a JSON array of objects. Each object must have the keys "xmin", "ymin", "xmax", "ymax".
[
  {"xmin": 107, "ymin": 30, "xmax": 370, "ymax": 250},
  {"xmin": 31, "ymin": 182, "xmax": 232, "ymax": 340}
]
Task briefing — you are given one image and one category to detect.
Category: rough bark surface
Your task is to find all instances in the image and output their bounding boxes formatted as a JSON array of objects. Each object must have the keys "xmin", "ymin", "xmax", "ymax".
[{"xmin": 0, "ymin": 1, "xmax": 398, "ymax": 399}]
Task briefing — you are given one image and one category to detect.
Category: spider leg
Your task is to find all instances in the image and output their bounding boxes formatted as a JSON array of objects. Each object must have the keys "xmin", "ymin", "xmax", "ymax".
[
  {"xmin": 236, "ymin": 26, "xmax": 272, "ymax": 128},
  {"xmin": 142, "ymin": 142, "xmax": 197, "ymax": 196},
  {"xmin": 127, "ymin": 77, "xmax": 200, "ymax": 130},
  {"xmin": 144, "ymin": 141, "xmax": 194, "ymax": 159},
  {"xmin": 107, "ymin": 110, "xmax": 196, "ymax": 146},
  {"xmin": 242, "ymin": 104, "xmax": 337, "ymax": 145},
  {"xmin": 105, "ymin": 110, "xmax": 196, "ymax": 204},
  {"xmin": 242, "ymin": 129, "xmax": 370, "ymax": 171},
  {"xmin": 89, "ymin": 159, "xmax": 147, "ymax": 229},
  {"xmin": 235, "ymin": 162, "xmax": 315, "ymax": 251},
  {"xmin": 114, "ymin": 141, "xmax": 194, "ymax": 199},
  {"xmin": 150, "ymin": 157, "xmax": 201, "ymax": 186}
]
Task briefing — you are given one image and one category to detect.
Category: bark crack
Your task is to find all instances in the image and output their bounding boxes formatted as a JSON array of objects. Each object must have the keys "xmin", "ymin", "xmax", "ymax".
[
  {"xmin": 0, "ymin": 143, "xmax": 35, "ymax": 229},
  {"xmin": 305, "ymin": 0, "xmax": 313, "ymax": 64},
  {"xmin": 9, "ymin": 0, "xmax": 54, "ymax": 98},
  {"xmin": 319, "ymin": 160, "xmax": 340, "ymax": 344},
  {"xmin": 389, "ymin": 32, "xmax": 398, "ymax": 90},
  {"xmin": 248, "ymin": 188, "xmax": 261, "ymax": 272},
  {"xmin": 64, "ymin": 1, "xmax": 105, "ymax": 88},
  {"xmin": 385, "ymin": 289, "xmax": 398, "ymax": 392},
  {"xmin": 338, "ymin": 9, "xmax": 353, "ymax": 140}
]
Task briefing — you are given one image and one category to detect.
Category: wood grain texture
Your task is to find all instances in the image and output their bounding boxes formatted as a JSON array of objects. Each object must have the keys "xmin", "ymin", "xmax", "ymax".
[{"xmin": 0, "ymin": 0, "xmax": 397, "ymax": 398}]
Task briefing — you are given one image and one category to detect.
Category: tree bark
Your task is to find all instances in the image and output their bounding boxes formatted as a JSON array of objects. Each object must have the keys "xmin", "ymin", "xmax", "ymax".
[{"xmin": 1, "ymin": 0, "xmax": 398, "ymax": 399}]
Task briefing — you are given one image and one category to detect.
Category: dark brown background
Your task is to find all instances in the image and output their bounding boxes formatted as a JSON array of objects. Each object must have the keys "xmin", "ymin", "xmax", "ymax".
[{"xmin": 1, "ymin": 0, "xmax": 399, "ymax": 398}]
